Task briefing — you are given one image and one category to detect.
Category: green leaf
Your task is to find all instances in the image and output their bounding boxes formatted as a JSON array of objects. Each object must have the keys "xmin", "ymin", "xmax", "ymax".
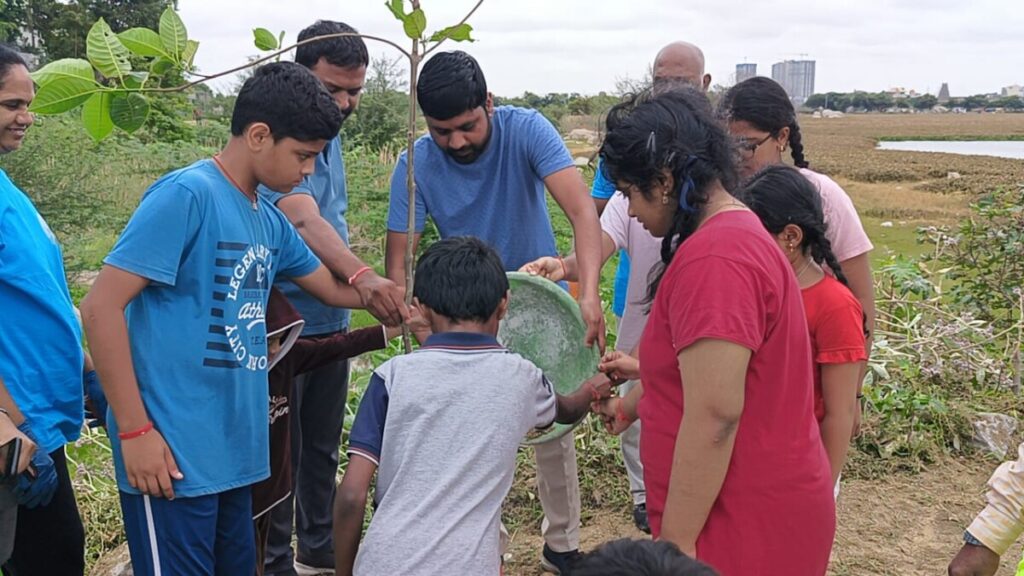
[
  {"xmin": 30, "ymin": 58, "xmax": 94, "ymax": 86},
  {"xmin": 86, "ymin": 18, "xmax": 132, "ymax": 80},
  {"xmin": 124, "ymin": 71, "xmax": 149, "ymax": 89},
  {"xmin": 81, "ymin": 92, "xmax": 114, "ymax": 141},
  {"xmin": 253, "ymin": 27, "xmax": 278, "ymax": 51},
  {"xmin": 150, "ymin": 57, "xmax": 174, "ymax": 75},
  {"xmin": 118, "ymin": 28, "xmax": 168, "ymax": 58},
  {"xmin": 158, "ymin": 7, "xmax": 188, "ymax": 63},
  {"xmin": 183, "ymin": 40, "xmax": 199, "ymax": 67},
  {"xmin": 110, "ymin": 93, "xmax": 150, "ymax": 133},
  {"xmin": 386, "ymin": 0, "xmax": 406, "ymax": 21},
  {"xmin": 428, "ymin": 23, "xmax": 474, "ymax": 43},
  {"xmin": 29, "ymin": 77, "xmax": 104, "ymax": 114},
  {"xmin": 403, "ymin": 8, "xmax": 426, "ymax": 40}
]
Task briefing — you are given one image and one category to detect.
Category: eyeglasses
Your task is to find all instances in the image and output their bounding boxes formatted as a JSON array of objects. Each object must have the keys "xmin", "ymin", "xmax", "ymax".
[{"xmin": 733, "ymin": 134, "xmax": 773, "ymax": 158}]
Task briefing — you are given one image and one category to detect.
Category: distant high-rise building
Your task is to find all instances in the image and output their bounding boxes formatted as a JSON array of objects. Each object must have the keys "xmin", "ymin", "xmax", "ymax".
[
  {"xmin": 1002, "ymin": 85, "xmax": 1023, "ymax": 98},
  {"xmin": 938, "ymin": 83, "xmax": 951, "ymax": 103},
  {"xmin": 736, "ymin": 63, "xmax": 757, "ymax": 84},
  {"xmin": 771, "ymin": 60, "xmax": 816, "ymax": 107}
]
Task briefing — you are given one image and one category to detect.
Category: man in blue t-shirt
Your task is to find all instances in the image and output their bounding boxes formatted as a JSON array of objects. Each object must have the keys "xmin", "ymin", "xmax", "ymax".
[
  {"xmin": 256, "ymin": 21, "xmax": 408, "ymax": 576},
  {"xmin": 81, "ymin": 63, "xmax": 366, "ymax": 576},
  {"xmin": 384, "ymin": 50, "xmax": 605, "ymax": 573}
]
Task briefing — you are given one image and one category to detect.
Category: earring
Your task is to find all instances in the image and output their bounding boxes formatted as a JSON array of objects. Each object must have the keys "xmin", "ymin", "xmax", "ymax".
[
  {"xmin": 788, "ymin": 244, "xmax": 795, "ymax": 252},
  {"xmin": 662, "ymin": 194, "xmax": 670, "ymax": 205}
]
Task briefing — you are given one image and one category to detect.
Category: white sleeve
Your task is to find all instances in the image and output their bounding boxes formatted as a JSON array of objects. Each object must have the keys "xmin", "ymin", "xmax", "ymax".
[{"xmin": 599, "ymin": 192, "xmax": 630, "ymax": 252}]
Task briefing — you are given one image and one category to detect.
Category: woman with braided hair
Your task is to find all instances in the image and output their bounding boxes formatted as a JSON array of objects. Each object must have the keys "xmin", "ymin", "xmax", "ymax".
[
  {"xmin": 741, "ymin": 165, "xmax": 868, "ymax": 498},
  {"xmin": 717, "ymin": 78, "xmax": 875, "ymax": 430},
  {"xmin": 593, "ymin": 87, "xmax": 835, "ymax": 575}
]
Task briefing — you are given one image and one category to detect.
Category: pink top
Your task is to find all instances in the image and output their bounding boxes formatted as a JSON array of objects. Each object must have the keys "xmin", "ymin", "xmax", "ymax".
[
  {"xmin": 599, "ymin": 192, "xmax": 663, "ymax": 353},
  {"xmin": 800, "ymin": 168, "xmax": 873, "ymax": 262},
  {"xmin": 638, "ymin": 210, "xmax": 835, "ymax": 576}
]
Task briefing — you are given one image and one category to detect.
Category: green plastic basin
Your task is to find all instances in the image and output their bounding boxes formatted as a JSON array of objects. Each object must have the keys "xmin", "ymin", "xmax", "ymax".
[{"xmin": 497, "ymin": 272, "xmax": 600, "ymax": 445}]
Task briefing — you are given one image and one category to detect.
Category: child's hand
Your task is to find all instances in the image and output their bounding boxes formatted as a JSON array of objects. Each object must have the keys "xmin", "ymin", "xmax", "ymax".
[
  {"xmin": 592, "ymin": 397, "xmax": 633, "ymax": 436},
  {"xmin": 583, "ymin": 372, "xmax": 615, "ymax": 403},
  {"xmin": 405, "ymin": 305, "xmax": 430, "ymax": 333},
  {"xmin": 518, "ymin": 257, "xmax": 565, "ymax": 282},
  {"xmin": 122, "ymin": 428, "xmax": 183, "ymax": 499},
  {"xmin": 599, "ymin": 351, "xmax": 640, "ymax": 382}
]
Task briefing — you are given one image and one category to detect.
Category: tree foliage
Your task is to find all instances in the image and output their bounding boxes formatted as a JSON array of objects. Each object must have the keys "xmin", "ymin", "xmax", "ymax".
[
  {"xmin": 0, "ymin": 0, "xmax": 176, "ymax": 60},
  {"xmin": 806, "ymin": 90, "xmax": 1024, "ymax": 112},
  {"xmin": 342, "ymin": 55, "xmax": 409, "ymax": 152}
]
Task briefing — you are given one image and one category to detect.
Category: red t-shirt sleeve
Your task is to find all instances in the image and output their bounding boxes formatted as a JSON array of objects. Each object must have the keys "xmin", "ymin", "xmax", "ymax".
[
  {"xmin": 812, "ymin": 284, "xmax": 868, "ymax": 365},
  {"xmin": 667, "ymin": 255, "xmax": 773, "ymax": 354}
]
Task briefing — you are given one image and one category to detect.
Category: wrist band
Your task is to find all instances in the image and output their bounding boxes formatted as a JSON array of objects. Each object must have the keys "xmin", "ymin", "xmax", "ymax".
[
  {"xmin": 348, "ymin": 266, "xmax": 373, "ymax": 285},
  {"xmin": 615, "ymin": 399, "xmax": 629, "ymax": 423},
  {"xmin": 118, "ymin": 421, "xmax": 154, "ymax": 441},
  {"xmin": 557, "ymin": 256, "xmax": 567, "ymax": 279}
]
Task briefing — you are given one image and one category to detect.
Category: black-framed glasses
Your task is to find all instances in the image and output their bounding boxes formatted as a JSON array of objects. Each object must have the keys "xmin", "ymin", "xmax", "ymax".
[{"xmin": 733, "ymin": 133, "xmax": 773, "ymax": 158}]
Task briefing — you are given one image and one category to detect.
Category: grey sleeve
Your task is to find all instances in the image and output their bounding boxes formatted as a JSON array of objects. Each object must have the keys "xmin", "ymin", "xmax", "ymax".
[{"xmin": 534, "ymin": 374, "xmax": 558, "ymax": 429}]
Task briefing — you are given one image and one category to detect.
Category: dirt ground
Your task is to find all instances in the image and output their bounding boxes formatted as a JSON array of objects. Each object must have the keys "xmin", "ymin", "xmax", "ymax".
[{"xmin": 504, "ymin": 455, "xmax": 1024, "ymax": 576}]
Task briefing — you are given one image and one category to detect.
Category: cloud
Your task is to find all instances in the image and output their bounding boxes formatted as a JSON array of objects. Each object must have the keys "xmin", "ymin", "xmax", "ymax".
[{"xmin": 179, "ymin": 0, "xmax": 1024, "ymax": 96}]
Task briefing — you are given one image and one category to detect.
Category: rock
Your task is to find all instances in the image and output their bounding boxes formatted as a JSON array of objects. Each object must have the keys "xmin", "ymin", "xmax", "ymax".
[
  {"xmin": 971, "ymin": 412, "xmax": 1019, "ymax": 459},
  {"xmin": 812, "ymin": 110, "xmax": 823, "ymax": 118},
  {"xmin": 566, "ymin": 128, "xmax": 599, "ymax": 144},
  {"xmin": 90, "ymin": 542, "xmax": 132, "ymax": 576},
  {"xmin": 880, "ymin": 221, "xmax": 894, "ymax": 228},
  {"xmin": 822, "ymin": 110, "xmax": 845, "ymax": 119},
  {"xmin": 947, "ymin": 171, "xmax": 962, "ymax": 180}
]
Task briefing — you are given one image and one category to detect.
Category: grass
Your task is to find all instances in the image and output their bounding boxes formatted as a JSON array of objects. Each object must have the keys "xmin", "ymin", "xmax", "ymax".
[{"xmin": 8, "ymin": 112, "xmax": 1024, "ymax": 568}]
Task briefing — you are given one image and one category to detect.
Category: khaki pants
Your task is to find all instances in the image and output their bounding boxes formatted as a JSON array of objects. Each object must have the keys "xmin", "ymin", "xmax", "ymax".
[{"xmin": 501, "ymin": 431, "xmax": 581, "ymax": 554}]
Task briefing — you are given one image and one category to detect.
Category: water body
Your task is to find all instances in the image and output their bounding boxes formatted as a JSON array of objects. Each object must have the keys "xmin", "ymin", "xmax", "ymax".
[{"xmin": 876, "ymin": 140, "xmax": 1024, "ymax": 159}]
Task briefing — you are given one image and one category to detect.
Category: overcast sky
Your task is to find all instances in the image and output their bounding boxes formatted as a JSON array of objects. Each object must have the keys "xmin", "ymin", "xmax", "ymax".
[{"xmin": 180, "ymin": 0, "xmax": 1023, "ymax": 97}]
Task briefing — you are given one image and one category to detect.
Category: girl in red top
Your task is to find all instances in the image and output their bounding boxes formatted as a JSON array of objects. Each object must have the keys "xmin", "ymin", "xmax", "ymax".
[
  {"xmin": 595, "ymin": 90, "xmax": 835, "ymax": 575},
  {"xmin": 741, "ymin": 165, "xmax": 868, "ymax": 495}
]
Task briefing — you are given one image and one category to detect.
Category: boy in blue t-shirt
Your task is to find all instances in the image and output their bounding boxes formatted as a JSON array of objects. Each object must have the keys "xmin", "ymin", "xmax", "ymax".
[{"xmin": 80, "ymin": 62, "xmax": 366, "ymax": 576}]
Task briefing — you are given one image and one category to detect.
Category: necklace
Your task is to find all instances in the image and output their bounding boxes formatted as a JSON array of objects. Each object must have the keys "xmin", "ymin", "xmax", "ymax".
[
  {"xmin": 794, "ymin": 257, "xmax": 814, "ymax": 282},
  {"xmin": 213, "ymin": 154, "xmax": 258, "ymax": 211}
]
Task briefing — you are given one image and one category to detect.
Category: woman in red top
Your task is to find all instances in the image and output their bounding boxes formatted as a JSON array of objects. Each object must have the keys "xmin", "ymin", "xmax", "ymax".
[
  {"xmin": 595, "ymin": 89, "xmax": 835, "ymax": 575},
  {"xmin": 741, "ymin": 165, "xmax": 867, "ymax": 495}
]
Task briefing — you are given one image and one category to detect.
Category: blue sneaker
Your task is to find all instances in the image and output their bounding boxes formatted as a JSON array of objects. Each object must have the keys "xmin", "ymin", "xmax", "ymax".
[{"xmin": 541, "ymin": 544, "xmax": 582, "ymax": 575}]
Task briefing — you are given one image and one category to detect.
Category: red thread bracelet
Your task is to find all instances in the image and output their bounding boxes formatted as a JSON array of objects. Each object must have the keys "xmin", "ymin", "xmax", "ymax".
[
  {"xmin": 348, "ymin": 266, "xmax": 372, "ymax": 285},
  {"xmin": 118, "ymin": 421, "xmax": 154, "ymax": 441}
]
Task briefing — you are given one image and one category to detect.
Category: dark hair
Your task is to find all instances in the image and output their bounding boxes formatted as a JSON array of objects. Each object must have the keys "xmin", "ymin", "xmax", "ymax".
[
  {"xmin": 718, "ymin": 76, "xmax": 809, "ymax": 169},
  {"xmin": 574, "ymin": 539, "xmax": 719, "ymax": 576},
  {"xmin": 413, "ymin": 236, "xmax": 509, "ymax": 323},
  {"xmin": 600, "ymin": 87, "xmax": 739, "ymax": 300},
  {"xmin": 231, "ymin": 62, "xmax": 342, "ymax": 141},
  {"xmin": 739, "ymin": 165, "xmax": 847, "ymax": 285},
  {"xmin": 0, "ymin": 45, "xmax": 27, "ymax": 88},
  {"xmin": 417, "ymin": 50, "xmax": 487, "ymax": 120},
  {"xmin": 295, "ymin": 20, "xmax": 368, "ymax": 70},
  {"xmin": 741, "ymin": 165, "xmax": 868, "ymax": 336}
]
